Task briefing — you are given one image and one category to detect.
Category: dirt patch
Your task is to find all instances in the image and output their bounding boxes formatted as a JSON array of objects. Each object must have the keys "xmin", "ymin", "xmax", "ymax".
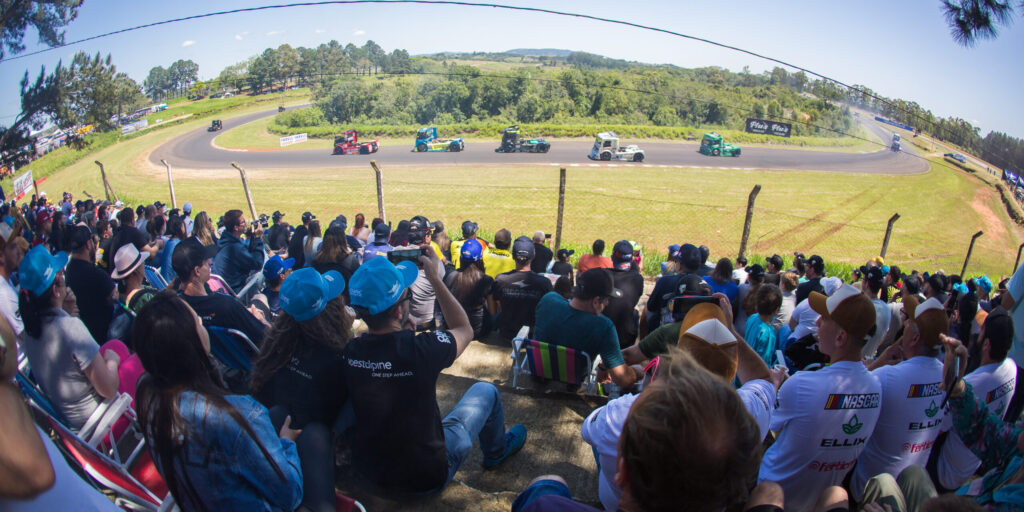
[{"xmin": 970, "ymin": 188, "xmax": 1007, "ymax": 243}]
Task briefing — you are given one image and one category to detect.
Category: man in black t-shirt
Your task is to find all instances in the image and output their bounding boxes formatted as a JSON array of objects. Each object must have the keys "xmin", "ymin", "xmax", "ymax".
[
  {"xmin": 343, "ymin": 250, "xmax": 526, "ymax": 494},
  {"xmin": 603, "ymin": 240, "xmax": 645, "ymax": 348},
  {"xmin": 64, "ymin": 226, "xmax": 115, "ymax": 342},
  {"xmin": 530, "ymin": 231, "xmax": 553, "ymax": 274},
  {"xmin": 288, "ymin": 212, "xmax": 314, "ymax": 268},
  {"xmin": 646, "ymin": 243, "xmax": 701, "ymax": 331},
  {"xmin": 551, "ymin": 248, "xmax": 575, "ymax": 285},
  {"xmin": 265, "ymin": 211, "xmax": 289, "ymax": 253},
  {"xmin": 493, "ymin": 237, "xmax": 553, "ymax": 340},
  {"xmin": 794, "ymin": 254, "xmax": 825, "ymax": 305}
]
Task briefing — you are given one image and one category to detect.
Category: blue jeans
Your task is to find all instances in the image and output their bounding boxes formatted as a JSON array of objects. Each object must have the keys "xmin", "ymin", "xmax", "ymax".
[{"xmin": 436, "ymin": 381, "xmax": 507, "ymax": 490}]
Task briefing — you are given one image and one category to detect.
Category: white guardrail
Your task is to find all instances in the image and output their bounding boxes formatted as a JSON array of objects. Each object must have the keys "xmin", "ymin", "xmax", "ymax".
[{"xmin": 279, "ymin": 133, "xmax": 308, "ymax": 147}]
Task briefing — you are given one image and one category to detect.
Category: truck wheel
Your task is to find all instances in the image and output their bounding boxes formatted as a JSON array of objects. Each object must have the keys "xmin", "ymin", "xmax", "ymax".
[
  {"xmin": 633, "ymin": 153, "xmax": 644, "ymax": 162},
  {"xmin": 417, "ymin": 143, "xmax": 428, "ymax": 152},
  {"xmin": 333, "ymin": 147, "xmax": 341, "ymax": 155},
  {"xmin": 733, "ymin": 150, "xmax": 741, "ymax": 157},
  {"xmin": 449, "ymin": 142, "xmax": 461, "ymax": 152},
  {"xmin": 359, "ymin": 145, "xmax": 369, "ymax": 155},
  {"xmin": 712, "ymin": 149, "xmax": 720, "ymax": 156},
  {"xmin": 600, "ymin": 152, "xmax": 611, "ymax": 161},
  {"xmin": 540, "ymin": 144, "xmax": 550, "ymax": 153}
]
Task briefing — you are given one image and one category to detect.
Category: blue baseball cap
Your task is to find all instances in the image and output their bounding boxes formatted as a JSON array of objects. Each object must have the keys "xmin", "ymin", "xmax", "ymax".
[
  {"xmin": 460, "ymin": 237, "xmax": 483, "ymax": 263},
  {"xmin": 279, "ymin": 268, "xmax": 345, "ymax": 322},
  {"xmin": 19, "ymin": 245, "xmax": 69, "ymax": 297},
  {"xmin": 348, "ymin": 256, "xmax": 418, "ymax": 315},
  {"xmin": 263, "ymin": 254, "xmax": 295, "ymax": 281}
]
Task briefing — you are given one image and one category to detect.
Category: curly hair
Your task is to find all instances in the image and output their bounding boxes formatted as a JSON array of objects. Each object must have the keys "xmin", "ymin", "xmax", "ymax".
[
  {"xmin": 620, "ymin": 349, "xmax": 762, "ymax": 512},
  {"xmin": 249, "ymin": 296, "xmax": 353, "ymax": 393}
]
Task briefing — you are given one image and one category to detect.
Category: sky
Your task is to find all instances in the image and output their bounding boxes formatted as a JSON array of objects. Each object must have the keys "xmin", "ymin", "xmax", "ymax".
[{"xmin": 2, "ymin": 0, "xmax": 1023, "ymax": 139}]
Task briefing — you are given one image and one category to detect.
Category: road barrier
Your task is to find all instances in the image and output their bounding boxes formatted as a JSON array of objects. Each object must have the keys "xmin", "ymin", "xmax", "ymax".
[
  {"xmin": 874, "ymin": 116, "xmax": 914, "ymax": 132},
  {"xmin": 279, "ymin": 133, "xmax": 307, "ymax": 147}
]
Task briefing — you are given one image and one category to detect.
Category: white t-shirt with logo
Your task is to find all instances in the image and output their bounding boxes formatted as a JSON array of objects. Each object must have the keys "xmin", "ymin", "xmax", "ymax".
[
  {"xmin": 862, "ymin": 298, "xmax": 891, "ymax": 359},
  {"xmin": 738, "ymin": 378, "xmax": 776, "ymax": 442},
  {"xmin": 789, "ymin": 298, "xmax": 819, "ymax": 342},
  {"xmin": 0, "ymin": 276, "xmax": 23, "ymax": 337},
  {"xmin": 759, "ymin": 361, "xmax": 882, "ymax": 512},
  {"xmin": 936, "ymin": 357, "xmax": 1017, "ymax": 490},
  {"xmin": 850, "ymin": 356, "xmax": 946, "ymax": 498}
]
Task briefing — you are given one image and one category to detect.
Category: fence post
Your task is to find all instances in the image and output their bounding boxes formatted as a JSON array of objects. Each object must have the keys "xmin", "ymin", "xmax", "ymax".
[
  {"xmin": 229, "ymin": 162, "xmax": 258, "ymax": 221},
  {"xmin": 370, "ymin": 160, "xmax": 386, "ymax": 224},
  {"xmin": 1015, "ymin": 242, "xmax": 1024, "ymax": 273},
  {"xmin": 554, "ymin": 167, "xmax": 567, "ymax": 251},
  {"xmin": 880, "ymin": 213, "xmax": 900, "ymax": 258},
  {"xmin": 961, "ymin": 230, "xmax": 984, "ymax": 277},
  {"xmin": 94, "ymin": 160, "xmax": 118, "ymax": 203},
  {"xmin": 737, "ymin": 184, "xmax": 761, "ymax": 259},
  {"xmin": 160, "ymin": 159, "xmax": 176, "ymax": 209}
]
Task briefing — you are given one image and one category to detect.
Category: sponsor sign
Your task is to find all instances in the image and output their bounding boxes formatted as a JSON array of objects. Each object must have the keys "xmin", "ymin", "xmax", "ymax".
[
  {"xmin": 745, "ymin": 118, "xmax": 791, "ymax": 137},
  {"xmin": 120, "ymin": 119, "xmax": 148, "ymax": 135},
  {"xmin": 279, "ymin": 133, "xmax": 308, "ymax": 147},
  {"xmin": 13, "ymin": 170, "xmax": 34, "ymax": 197},
  {"xmin": 874, "ymin": 116, "xmax": 914, "ymax": 132}
]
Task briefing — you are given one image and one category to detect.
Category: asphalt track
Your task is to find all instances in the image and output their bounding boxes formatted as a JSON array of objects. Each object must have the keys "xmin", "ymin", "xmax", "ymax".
[{"xmin": 150, "ymin": 106, "xmax": 928, "ymax": 174}]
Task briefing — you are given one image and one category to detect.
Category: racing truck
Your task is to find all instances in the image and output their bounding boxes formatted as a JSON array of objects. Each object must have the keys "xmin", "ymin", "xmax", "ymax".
[
  {"xmin": 495, "ymin": 125, "xmax": 550, "ymax": 153},
  {"xmin": 412, "ymin": 126, "xmax": 465, "ymax": 152},
  {"xmin": 333, "ymin": 129, "xmax": 379, "ymax": 155},
  {"xmin": 208, "ymin": 120, "xmax": 222, "ymax": 132},
  {"xmin": 588, "ymin": 131, "xmax": 645, "ymax": 162},
  {"xmin": 698, "ymin": 132, "xmax": 741, "ymax": 157},
  {"xmin": 891, "ymin": 133, "xmax": 901, "ymax": 152}
]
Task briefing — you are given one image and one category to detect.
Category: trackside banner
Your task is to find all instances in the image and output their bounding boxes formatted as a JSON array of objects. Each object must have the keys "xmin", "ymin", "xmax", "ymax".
[
  {"xmin": 745, "ymin": 118, "xmax": 792, "ymax": 137},
  {"xmin": 13, "ymin": 170, "xmax": 33, "ymax": 197},
  {"xmin": 280, "ymin": 133, "xmax": 308, "ymax": 147}
]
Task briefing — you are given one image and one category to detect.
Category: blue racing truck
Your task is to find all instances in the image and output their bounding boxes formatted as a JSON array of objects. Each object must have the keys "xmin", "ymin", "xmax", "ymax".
[{"xmin": 412, "ymin": 127, "xmax": 465, "ymax": 152}]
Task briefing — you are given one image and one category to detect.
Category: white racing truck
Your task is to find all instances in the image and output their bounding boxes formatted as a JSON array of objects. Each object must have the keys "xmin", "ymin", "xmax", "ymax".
[{"xmin": 588, "ymin": 131, "xmax": 645, "ymax": 162}]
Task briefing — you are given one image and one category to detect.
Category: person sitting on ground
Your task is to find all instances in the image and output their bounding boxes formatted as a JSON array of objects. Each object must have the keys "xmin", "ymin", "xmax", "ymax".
[
  {"xmin": 327, "ymin": 214, "xmax": 364, "ymax": 253},
  {"xmin": 111, "ymin": 244, "xmax": 158, "ymax": 317},
  {"xmin": 133, "ymin": 292, "xmax": 302, "ymax": 511},
  {"xmin": 603, "ymin": 240, "xmax": 645, "ymax": 349},
  {"xmin": 515, "ymin": 349, "xmax": 826, "ymax": 512},
  {"xmin": 745, "ymin": 283, "xmax": 783, "ymax": 366},
  {"xmin": 535, "ymin": 268, "xmax": 639, "ymax": 389},
  {"xmin": 777, "ymin": 270, "xmax": 798, "ymax": 328},
  {"xmin": 191, "ymin": 211, "xmax": 217, "ymax": 247},
  {"xmin": 795, "ymin": 254, "xmax": 826, "ymax": 305},
  {"xmin": 361, "ymin": 223, "xmax": 392, "ymax": 262},
  {"xmin": 849, "ymin": 297, "xmax": 949, "ymax": 500},
  {"xmin": 924, "ymin": 272, "xmax": 949, "ymax": 306},
  {"xmin": 159, "ymin": 215, "xmax": 187, "ymax": 285},
  {"xmin": 0, "ymin": 223, "xmax": 27, "ymax": 338},
  {"xmin": 173, "ymin": 238, "xmax": 267, "ymax": 344},
  {"xmin": 450, "ymin": 220, "xmax": 487, "ymax": 270},
  {"xmin": 704, "ymin": 257, "xmax": 739, "ymax": 304},
  {"xmin": 351, "ymin": 212, "xmax": 370, "ymax": 245},
  {"xmin": 483, "ymin": 228, "xmax": 515, "ymax": 278},
  {"xmin": 492, "ymin": 236, "xmax": 553, "ymax": 340},
  {"xmin": 287, "ymin": 211, "xmax": 314, "ymax": 269},
  {"xmin": 388, "ymin": 219, "xmax": 410, "ymax": 247},
  {"xmin": 622, "ymin": 274, "xmax": 712, "ymax": 366},
  {"xmin": 64, "ymin": 225, "xmax": 116, "ymax": 345},
  {"xmin": 258, "ymin": 254, "xmax": 295, "ymax": 319},
  {"xmin": 735, "ymin": 263, "xmax": 765, "ymax": 333},
  {"xmin": 550, "ymin": 248, "xmax": 575, "ymax": 285},
  {"xmin": 933, "ymin": 306, "xmax": 1016, "ymax": 493},
  {"xmin": 646, "ymin": 243, "xmax": 702, "ymax": 332},
  {"xmin": 302, "ymin": 220, "xmax": 322, "ymax": 268},
  {"xmin": 31, "ymin": 210, "xmax": 51, "ymax": 248},
  {"xmin": 577, "ymin": 239, "xmax": 612, "ymax": 275},
  {"xmin": 312, "ymin": 226, "xmax": 360, "ymax": 303},
  {"xmin": 733, "ymin": 255, "xmax": 749, "ymax": 284},
  {"xmin": 530, "ymin": 231, "xmax": 553, "ymax": 274},
  {"xmin": 442, "ymin": 238, "xmax": 495, "ymax": 340},
  {"xmin": 758, "ymin": 284, "xmax": 881, "ymax": 512},
  {"xmin": 407, "ymin": 217, "xmax": 446, "ymax": 330},
  {"xmin": 214, "ymin": 209, "xmax": 266, "ymax": 293},
  {"xmin": 19, "ymin": 245, "xmax": 144, "ymax": 429},
  {"xmin": 49, "ymin": 211, "xmax": 66, "ymax": 253},
  {"xmin": 431, "ymin": 220, "xmax": 452, "ymax": 263},
  {"xmin": 861, "ymin": 265, "xmax": 892, "ymax": 359},
  {"xmin": 343, "ymin": 252, "xmax": 527, "ymax": 494},
  {"xmin": 144, "ymin": 214, "xmax": 167, "ymax": 265},
  {"xmin": 251, "ymin": 267, "xmax": 351, "ymax": 512},
  {"xmin": 265, "ymin": 211, "xmax": 289, "ymax": 254},
  {"xmin": 764, "ymin": 253, "xmax": 784, "ymax": 286},
  {"xmin": 697, "ymin": 244, "xmax": 713, "ymax": 277}
]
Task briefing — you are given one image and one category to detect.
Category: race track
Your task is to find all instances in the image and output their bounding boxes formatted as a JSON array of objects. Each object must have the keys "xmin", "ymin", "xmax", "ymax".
[{"xmin": 149, "ymin": 106, "xmax": 928, "ymax": 174}]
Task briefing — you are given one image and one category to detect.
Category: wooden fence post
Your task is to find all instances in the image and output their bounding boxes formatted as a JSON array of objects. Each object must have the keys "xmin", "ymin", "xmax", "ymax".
[
  {"xmin": 554, "ymin": 167, "xmax": 567, "ymax": 251},
  {"xmin": 1015, "ymin": 242, "xmax": 1024, "ymax": 274},
  {"xmin": 880, "ymin": 213, "xmax": 900, "ymax": 259},
  {"xmin": 961, "ymin": 230, "xmax": 984, "ymax": 277},
  {"xmin": 94, "ymin": 160, "xmax": 118, "ymax": 203},
  {"xmin": 370, "ymin": 160, "xmax": 386, "ymax": 224},
  {"xmin": 160, "ymin": 159, "xmax": 176, "ymax": 209},
  {"xmin": 229, "ymin": 162, "xmax": 258, "ymax": 221},
  {"xmin": 737, "ymin": 184, "xmax": 761, "ymax": 259}
]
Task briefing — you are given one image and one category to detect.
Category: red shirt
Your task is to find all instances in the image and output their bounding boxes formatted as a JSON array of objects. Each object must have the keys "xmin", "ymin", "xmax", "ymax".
[{"xmin": 577, "ymin": 254, "xmax": 612, "ymax": 275}]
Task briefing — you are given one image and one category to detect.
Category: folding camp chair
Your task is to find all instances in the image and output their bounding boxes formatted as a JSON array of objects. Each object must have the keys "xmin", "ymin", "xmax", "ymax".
[
  {"xmin": 234, "ymin": 271, "xmax": 265, "ymax": 305},
  {"xmin": 206, "ymin": 326, "xmax": 259, "ymax": 373},
  {"xmin": 510, "ymin": 326, "xmax": 599, "ymax": 394},
  {"xmin": 144, "ymin": 266, "xmax": 168, "ymax": 291},
  {"xmin": 207, "ymin": 274, "xmax": 234, "ymax": 296}
]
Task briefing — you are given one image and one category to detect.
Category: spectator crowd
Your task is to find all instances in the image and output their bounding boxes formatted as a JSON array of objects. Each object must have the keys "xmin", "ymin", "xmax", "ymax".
[{"xmin": 1, "ymin": 190, "xmax": 1023, "ymax": 512}]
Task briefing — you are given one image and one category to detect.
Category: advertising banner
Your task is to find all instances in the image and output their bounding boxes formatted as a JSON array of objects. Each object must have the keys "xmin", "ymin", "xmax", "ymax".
[
  {"xmin": 745, "ymin": 118, "xmax": 792, "ymax": 137},
  {"xmin": 13, "ymin": 170, "xmax": 33, "ymax": 197},
  {"xmin": 279, "ymin": 133, "xmax": 308, "ymax": 147}
]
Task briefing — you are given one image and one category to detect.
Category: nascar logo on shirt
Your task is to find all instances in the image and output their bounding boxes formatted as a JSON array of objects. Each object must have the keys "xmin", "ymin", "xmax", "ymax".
[
  {"xmin": 987, "ymin": 380, "xmax": 1014, "ymax": 403},
  {"xmin": 823, "ymin": 393, "xmax": 880, "ymax": 410},
  {"xmin": 906, "ymin": 382, "xmax": 943, "ymax": 398}
]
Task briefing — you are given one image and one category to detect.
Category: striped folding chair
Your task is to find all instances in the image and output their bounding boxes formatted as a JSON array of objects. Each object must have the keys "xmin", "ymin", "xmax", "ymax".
[
  {"xmin": 510, "ymin": 326, "xmax": 598, "ymax": 394},
  {"xmin": 144, "ymin": 266, "xmax": 168, "ymax": 290}
]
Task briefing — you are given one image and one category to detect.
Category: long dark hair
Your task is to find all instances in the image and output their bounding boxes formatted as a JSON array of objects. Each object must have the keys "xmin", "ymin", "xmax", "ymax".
[
  {"xmin": 134, "ymin": 292, "xmax": 286, "ymax": 511},
  {"xmin": 451, "ymin": 259, "xmax": 486, "ymax": 303},
  {"xmin": 742, "ymin": 274, "xmax": 765, "ymax": 316},
  {"xmin": 314, "ymin": 226, "xmax": 349, "ymax": 265},
  {"xmin": 352, "ymin": 213, "xmax": 366, "ymax": 235},
  {"xmin": 711, "ymin": 258, "xmax": 733, "ymax": 285},
  {"xmin": 19, "ymin": 285, "xmax": 57, "ymax": 339},
  {"xmin": 433, "ymin": 221, "xmax": 451, "ymax": 255},
  {"xmin": 250, "ymin": 297, "xmax": 352, "ymax": 392},
  {"xmin": 304, "ymin": 220, "xmax": 321, "ymax": 254}
]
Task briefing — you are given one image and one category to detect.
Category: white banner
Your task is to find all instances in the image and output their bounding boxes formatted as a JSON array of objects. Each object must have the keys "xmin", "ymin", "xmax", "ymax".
[
  {"xmin": 120, "ymin": 119, "xmax": 149, "ymax": 135},
  {"xmin": 279, "ymin": 133, "xmax": 308, "ymax": 147},
  {"xmin": 13, "ymin": 170, "xmax": 33, "ymax": 197}
]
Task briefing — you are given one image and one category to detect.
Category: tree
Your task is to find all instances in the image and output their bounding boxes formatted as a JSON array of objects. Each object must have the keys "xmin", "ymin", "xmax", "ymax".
[
  {"xmin": 942, "ymin": 0, "xmax": 1019, "ymax": 46},
  {"xmin": 363, "ymin": 40, "xmax": 385, "ymax": 74},
  {"xmin": 144, "ymin": 66, "xmax": 170, "ymax": 99},
  {"xmin": 0, "ymin": 0, "xmax": 82, "ymax": 59},
  {"xmin": 767, "ymin": 100, "xmax": 783, "ymax": 119},
  {"xmin": 275, "ymin": 44, "xmax": 299, "ymax": 85},
  {"xmin": 167, "ymin": 59, "xmax": 199, "ymax": 91}
]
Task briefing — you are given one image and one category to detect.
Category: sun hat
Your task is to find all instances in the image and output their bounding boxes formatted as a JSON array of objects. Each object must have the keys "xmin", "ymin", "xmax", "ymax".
[
  {"xmin": 348, "ymin": 256, "xmax": 419, "ymax": 315},
  {"xmin": 280, "ymin": 268, "xmax": 345, "ymax": 322},
  {"xmin": 19, "ymin": 245, "xmax": 69, "ymax": 297},
  {"xmin": 111, "ymin": 244, "xmax": 145, "ymax": 280}
]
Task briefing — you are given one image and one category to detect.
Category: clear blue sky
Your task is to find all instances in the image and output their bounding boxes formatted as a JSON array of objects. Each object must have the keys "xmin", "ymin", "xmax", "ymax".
[{"xmin": 2, "ymin": 0, "xmax": 1022, "ymax": 139}]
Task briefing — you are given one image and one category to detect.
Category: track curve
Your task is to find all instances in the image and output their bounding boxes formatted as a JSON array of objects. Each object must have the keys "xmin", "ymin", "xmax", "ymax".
[{"xmin": 149, "ymin": 106, "xmax": 928, "ymax": 174}]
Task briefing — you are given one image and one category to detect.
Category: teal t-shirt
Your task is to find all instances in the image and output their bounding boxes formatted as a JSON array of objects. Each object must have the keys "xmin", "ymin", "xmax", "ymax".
[
  {"xmin": 744, "ymin": 314, "xmax": 778, "ymax": 366},
  {"xmin": 533, "ymin": 292, "xmax": 625, "ymax": 368}
]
